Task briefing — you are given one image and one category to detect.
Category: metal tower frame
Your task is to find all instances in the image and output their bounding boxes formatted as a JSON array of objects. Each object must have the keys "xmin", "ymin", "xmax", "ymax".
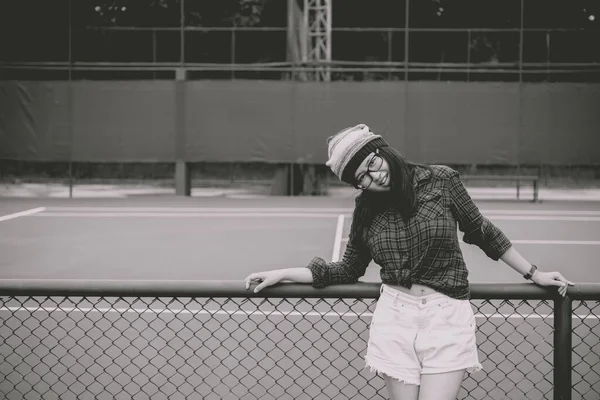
[{"xmin": 302, "ymin": 0, "xmax": 331, "ymax": 81}]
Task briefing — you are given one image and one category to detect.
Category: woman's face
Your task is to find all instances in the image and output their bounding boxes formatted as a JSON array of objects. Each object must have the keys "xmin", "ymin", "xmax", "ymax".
[{"xmin": 353, "ymin": 149, "xmax": 391, "ymax": 192}]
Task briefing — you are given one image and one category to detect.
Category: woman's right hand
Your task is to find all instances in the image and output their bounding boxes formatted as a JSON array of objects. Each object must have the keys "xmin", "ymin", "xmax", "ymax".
[{"xmin": 245, "ymin": 270, "xmax": 285, "ymax": 293}]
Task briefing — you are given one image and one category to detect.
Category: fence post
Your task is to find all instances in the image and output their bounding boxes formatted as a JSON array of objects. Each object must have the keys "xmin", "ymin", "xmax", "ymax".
[
  {"xmin": 553, "ymin": 294, "xmax": 572, "ymax": 400},
  {"xmin": 175, "ymin": 67, "xmax": 190, "ymax": 196}
]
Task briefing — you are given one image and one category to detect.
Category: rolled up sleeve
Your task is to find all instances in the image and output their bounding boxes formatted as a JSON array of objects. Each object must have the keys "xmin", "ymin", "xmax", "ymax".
[
  {"xmin": 447, "ymin": 169, "xmax": 512, "ymax": 260},
  {"xmin": 307, "ymin": 239, "xmax": 372, "ymax": 288}
]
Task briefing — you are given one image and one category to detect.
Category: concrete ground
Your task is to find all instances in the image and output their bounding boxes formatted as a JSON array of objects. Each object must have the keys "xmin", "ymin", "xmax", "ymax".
[{"xmin": 1, "ymin": 191, "xmax": 599, "ymax": 400}]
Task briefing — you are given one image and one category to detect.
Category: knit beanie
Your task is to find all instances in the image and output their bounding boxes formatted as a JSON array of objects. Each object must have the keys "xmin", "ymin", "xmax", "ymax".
[{"xmin": 325, "ymin": 124, "xmax": 388, "ymax": 184}]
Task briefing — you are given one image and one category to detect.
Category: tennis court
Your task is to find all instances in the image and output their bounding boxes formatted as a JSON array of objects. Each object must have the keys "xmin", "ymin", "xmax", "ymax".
[{"xmin": 1, "ymin": 196, "xmax": 599, "ymax": 400}]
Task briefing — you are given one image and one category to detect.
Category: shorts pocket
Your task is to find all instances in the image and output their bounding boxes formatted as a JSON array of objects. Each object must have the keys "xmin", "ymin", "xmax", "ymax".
[
  {"xmin": 437, "ymin": 300, "xmax": 476, "ymax": 329},
  {"xmin": 370, "ymin": 297, "xmax": 411, "ymax": 332},
  {"xmin": 370, "ymin": 298, "xmax": 395, "ymax": 329}
]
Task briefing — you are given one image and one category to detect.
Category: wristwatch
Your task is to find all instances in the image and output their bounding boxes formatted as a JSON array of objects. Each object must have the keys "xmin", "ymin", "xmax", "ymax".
[{"xmin": 524, "ymin": 264, "xmax": 538, "ymax": 280}]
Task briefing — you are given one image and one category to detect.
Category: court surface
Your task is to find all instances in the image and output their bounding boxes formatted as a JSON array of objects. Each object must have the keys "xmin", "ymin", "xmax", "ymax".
[{"xmin": 1, "ymin": 196, "xmax": 599, "ymax": 400}]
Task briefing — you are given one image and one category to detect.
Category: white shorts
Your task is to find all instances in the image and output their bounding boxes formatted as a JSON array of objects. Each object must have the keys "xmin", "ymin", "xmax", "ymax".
[{"xmin": 364, "ymin": 284, "xmax": 482, "ymax": 386}]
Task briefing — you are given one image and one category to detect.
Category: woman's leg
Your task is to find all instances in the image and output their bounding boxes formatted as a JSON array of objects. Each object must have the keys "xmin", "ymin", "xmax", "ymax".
[
  {"xmin": 416, "ymin": 296, "xmax": 480, "ymax": 400},
  {"xmin": 418, "ymin": 370, "xmax": 466, "ymax": 400},
  {"xmin": 366, "ymin": 285, "xmax": 422, "ymax": 399},
  {"xmin": 383, "ymin": 375, "xmax": 420, "ymax": 400}
]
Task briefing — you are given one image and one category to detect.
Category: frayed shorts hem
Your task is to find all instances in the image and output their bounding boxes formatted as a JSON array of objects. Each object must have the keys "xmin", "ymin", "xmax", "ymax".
[
  {"xmin": 364, "ymin": 357, "xmax": 420, "ymax": 386},
  {"xmin": 422, "ymin": 363, "xmax": 483, "ymax": 375},
  {"xmin": 364, "ymin": 357, "xmax": 483, "ymax": 386}
]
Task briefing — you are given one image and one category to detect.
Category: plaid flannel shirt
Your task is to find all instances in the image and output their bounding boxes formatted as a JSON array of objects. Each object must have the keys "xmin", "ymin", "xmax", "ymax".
[{"xmin": 307, "ymin": 165, "xmax": 513, "ymax": 299}]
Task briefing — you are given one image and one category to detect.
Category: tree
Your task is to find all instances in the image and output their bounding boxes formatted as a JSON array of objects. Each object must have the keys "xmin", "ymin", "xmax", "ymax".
[{"xmin": 87, "ymin": 0, "xmax": 266, "ymax": 27}]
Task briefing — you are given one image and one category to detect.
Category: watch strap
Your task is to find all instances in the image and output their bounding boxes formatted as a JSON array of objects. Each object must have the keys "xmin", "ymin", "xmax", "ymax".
[{"xmin": 524, "ymin": 264, "xmax": 538, "ymax": 280}]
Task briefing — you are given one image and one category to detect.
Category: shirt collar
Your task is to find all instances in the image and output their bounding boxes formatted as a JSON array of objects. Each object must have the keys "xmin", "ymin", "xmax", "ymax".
[{"xmin": 412, "ymin": 166, "xmax": 432, "ymax": 187}]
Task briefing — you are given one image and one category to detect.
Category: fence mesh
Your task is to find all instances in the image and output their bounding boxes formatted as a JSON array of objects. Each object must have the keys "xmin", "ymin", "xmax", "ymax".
[
  {"xmin": 0, "ymin": 295, "xmax": 598, "ymax": 400},
  {"xmin": 571, "ymin": 300, "xmax": 600, "ymax": 400}
]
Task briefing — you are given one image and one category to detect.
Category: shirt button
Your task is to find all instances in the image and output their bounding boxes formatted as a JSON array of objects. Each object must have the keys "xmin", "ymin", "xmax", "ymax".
[{"xmin": 421, "ymin": 299, "xmax": 427, "ymax": 304}]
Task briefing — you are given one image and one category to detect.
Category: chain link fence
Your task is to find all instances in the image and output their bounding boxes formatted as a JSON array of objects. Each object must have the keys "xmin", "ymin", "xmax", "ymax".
[
  {"xmin": 0, "ymin": 282, "xmax": 598, "ymax": 400},
  {"xmin": 572, "ymin": 300, "xmax": 600, "ymax": 399}
]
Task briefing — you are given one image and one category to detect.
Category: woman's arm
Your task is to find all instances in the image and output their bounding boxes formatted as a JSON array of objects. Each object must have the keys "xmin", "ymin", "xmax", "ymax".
[
  {"xmin": 499, "ymin": 246, "xmax": 536, "ymax": 277},
  {"xmin": 245, "ymin": 267, "xmax": 313, "ymax": 293},
  {"xmin": 445, "ymin": 168, "xmax": 512, "ymax": 260},
  {"xmin": 444, "ymin": 166, "xmax": 574, "ymax": 296},
  {"xmin": 245, "ymin": 239, "xmax": 372, "ymax": 293},
  {"xmin": 500, "ymin": 246, "xmax": 574, "ymax": 296}
]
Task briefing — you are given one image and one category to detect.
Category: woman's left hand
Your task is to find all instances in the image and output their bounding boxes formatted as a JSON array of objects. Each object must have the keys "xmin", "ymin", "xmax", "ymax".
[{"xmin": 532, "ymin": 271, "xmax": 574, "ymax": 297}]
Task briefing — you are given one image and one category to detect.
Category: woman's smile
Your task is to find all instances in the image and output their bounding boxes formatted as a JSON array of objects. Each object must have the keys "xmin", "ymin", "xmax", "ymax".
[{"xmin": 378, "ymin": 172, "xmax": 388, "ymax": 187}]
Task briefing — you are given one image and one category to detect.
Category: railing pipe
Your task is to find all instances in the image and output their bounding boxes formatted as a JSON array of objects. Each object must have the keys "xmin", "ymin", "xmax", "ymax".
[{"xmin": 1, "ymin": 280, "xmax": 598, "ymax": 300}]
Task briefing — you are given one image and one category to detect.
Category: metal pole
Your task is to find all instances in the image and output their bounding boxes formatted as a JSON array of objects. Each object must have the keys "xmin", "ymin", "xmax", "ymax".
[
  {"xmin": 325, "ymin": 0, "xmax": 331, "ymax": 81},
  {"xmin": 302, "ymin": 0, "xmax": 308, "ymax": 64},
  {"xmin": 404, "ymin": 0, "xmax": 409, "ymax": 81},
  {"xmin": 287, "ymin": 0, "xmax": 295, "ymax": 80},
  {"xmin": 544, "ymin": 29, "xmax": 551, "ymax": 179},
  {"xmin": 517, "ymin": 0, "xmax": 524, "ymax": 175},
  {"xmin": 175, "ymin": 68, "xmax": 189, "ymax": 196},
  {"xmin": 404, "ymin": 0, "xmax": 411, "ymax": 159},
  {"xmin": 546, "ymin": 30, "xmax": 551, "ymax": 80},
  {"xmin": 180, "ymin": 0, "xmax": 185, "ymax": 68},
  {"xmin": 1, "ymin": 280, "xmax": 592, "ymax": 300},
  {"xmin": 174, "ymin": 0, "xmax": 189, "ymax": 196},
  {"xmin": 290, "ymin": 162, "xmax": 294, "ymax": 196},
  {"xmin": 553, "ymin": 295, "xmax": 572, "ymax": 400},
  {"xmin": 518, "ymin": 0, "xmax": 524, "ymax": 83},
  {"xmin": 230, "ymin": 30, "xmax": 236, "ymax": 79},
  {"xmin": 67, "ymin": 0, "xmax": 72, "ymax": 105},
  {"xmin": 467, "ymin": 29, "xmax": 471, "ymax": 82},
  {"xmin": 387, "ymin": 29, "xmax": 392, "ymax": 80},
  {"xmin": 152, "ymin": 29, "xmax": 157, "ymax": 79},
  {"xmin": 68, "ymin": 0, "xmax": 74, "ymax": 198}
]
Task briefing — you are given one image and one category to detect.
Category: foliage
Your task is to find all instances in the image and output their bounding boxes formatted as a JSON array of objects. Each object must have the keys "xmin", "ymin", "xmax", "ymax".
[{"xmin": 89, "ymin": 0, "xmax": 266, "ymax": 27}]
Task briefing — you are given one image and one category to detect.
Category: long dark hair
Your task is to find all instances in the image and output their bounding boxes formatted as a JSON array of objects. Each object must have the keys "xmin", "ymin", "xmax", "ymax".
[{"xmin": 348, "ymin": 146, "xmax": 433, "ymax": 245}]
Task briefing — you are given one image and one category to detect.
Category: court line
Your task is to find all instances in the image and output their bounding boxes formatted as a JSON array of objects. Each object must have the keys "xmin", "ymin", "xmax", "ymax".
[
  {"xmin": 0, "ymin": 207, "xmax": 45, "ymax": 223},
  {"xmin": 331, "ymin": 215, "xmax": 345, "ymax": 262},
  {"xmin": 488, "ymin": 216, "xmax": 600, "ymax": 221},
  {"xmin": 45, "ymin": 207, "xmax": 356, "ymax": 213},
  {"xmin": 29, "ymin": 213, "xmax": 600, "ymax": 222},
  {"xmin": 30, "ymin": 211, "xmax": 600, "ymax": 222},
  {"xmin": 31, "ymin": 212, "xmax": 342, "ymax": 218},
  {"xmin": 483, "ymin": 210, "xmax": 600, "ymax": 216},
  {"xmin": 340, "ymin": 238, "xmax": 600, "ymax": 245},
  {"xmin": 0, "ymin": 306, "xmax": 596, "ymax": 319},
  {"xmin": 512, "ymin": 240, "xmax": 600, "ymax": 245},
  {"xmin": 44, "ymin": 207, "xmax": 600, "ymax": 216}
]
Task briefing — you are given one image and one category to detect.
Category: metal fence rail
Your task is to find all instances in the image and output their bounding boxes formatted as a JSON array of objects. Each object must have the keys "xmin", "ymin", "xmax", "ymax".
[
  {"xmin": 2, "ymin": 61, "xmax": 600, "ymax": 83},
  {"xmin": 0, "ymin": 280, "xmax": 598, "ymax": 400},
  {"xmin": 3, "ymin": 25, "xmax": 600, "ymax": 82}
]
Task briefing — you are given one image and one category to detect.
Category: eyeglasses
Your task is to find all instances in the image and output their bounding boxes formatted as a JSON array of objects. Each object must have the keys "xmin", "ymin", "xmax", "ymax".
[{"xmin": 355, "ymin": 149, "xmax": 384, "ymax": 190}]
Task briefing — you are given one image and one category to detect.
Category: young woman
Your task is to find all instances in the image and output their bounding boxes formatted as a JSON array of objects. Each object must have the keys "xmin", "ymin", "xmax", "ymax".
[{"xmin": 244, "ymin": 124, "xmax": 573, "ymax": 400}]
